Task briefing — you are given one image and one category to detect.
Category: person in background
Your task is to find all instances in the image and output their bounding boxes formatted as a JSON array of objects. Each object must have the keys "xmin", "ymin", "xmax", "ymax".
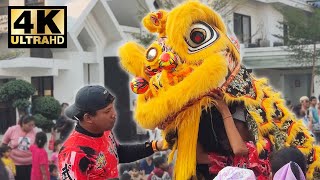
[
  {"xmin": 0, "ymin": 146, "xmax": 15, "ymax": 180},
  {"xmin": 270, "ymin": 147, "xmax": 306, "ymax": 180},
  {"xmin": 297, "ymin": 96, "xmax": 313, "ymax": 132},
  {"xmin": 318, "ymin": 95, "xmax": 320, "ymax": 117},
  {"xmin": 309, "ymin": 96, "xmax": 319, "ymax": 124},
  {"xmin": 293, "ymin": 104, "xmax": 303, "ymax": 119},
  {"xmin": 1, "ymin": 115, "xmax": 36, "ymax": 180},
  {"xmin": 49, "ymin": 164, "xmax": 58, "ymax": 180},
  {"xmin": 120, "ymin": 172, "xmax": 132, "ymax": 180},
  {"xmin": 30, "ymin": 132, "xmax": 50, "ymax": 180},
  {"xmin": 0, "ymin": 159, "xmax": 9, "ymax": 180},
  {"xmin": 148, "ymin": 128, "xmax": 162, "ymax": 142},
  {"xmin": 273, "ymin": 162, "xmax": 305, "ymax": 180},
  {"xmin": 148, "ymin": 155, "xmax": 171, "ymax": 180},
  {"xmin": 56, "ymin": 103, "xmax": 75, "ymax": 142},
  {"xmin": 140, "ymin": 156, "xmax": 154, "ymax": 175},
  {"xmin": 50, "ymin": 140, "xmax": 62, "ymax": 167},
  {"xmin": 129, "ymin": 163, "xmax": 145, "ymax": 180},
  {"xmin": 286, "ymin": 100, "xmax": 294, "ymax": 111},
  {"xmin": 310, "ymin": 96, "xmax": 320, "ymax": 143},
  {"xmin": 300, "ymin": 96, "xmax": 310, "ymax": 117}
]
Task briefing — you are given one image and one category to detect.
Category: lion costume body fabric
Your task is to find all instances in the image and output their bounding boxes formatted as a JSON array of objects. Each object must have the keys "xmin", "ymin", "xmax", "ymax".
[{"xmin": 119, "ymin": 1, "xmax": 320, "ymax": 179}]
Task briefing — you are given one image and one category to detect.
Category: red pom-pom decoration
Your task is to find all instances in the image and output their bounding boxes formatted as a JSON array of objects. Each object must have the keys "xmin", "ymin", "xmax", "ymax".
[{"xmin": 130, "ymin": 77, "xmax": 149, "ymax": 94}]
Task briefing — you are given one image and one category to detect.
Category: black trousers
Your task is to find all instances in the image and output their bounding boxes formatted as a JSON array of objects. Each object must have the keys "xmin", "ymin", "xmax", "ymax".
[
  {"xmin": 196, "ymin": 164, "xmax": 216, "ymax": 180},
  {"xmin": 15, "ymin": 164, "xmax": 32, "ymax": 180}
]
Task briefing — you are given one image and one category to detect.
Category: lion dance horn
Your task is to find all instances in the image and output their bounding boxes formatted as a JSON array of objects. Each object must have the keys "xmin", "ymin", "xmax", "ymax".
[{"xmin": 142, "ymin": 10, "xmax": 168, "ymax": 37}]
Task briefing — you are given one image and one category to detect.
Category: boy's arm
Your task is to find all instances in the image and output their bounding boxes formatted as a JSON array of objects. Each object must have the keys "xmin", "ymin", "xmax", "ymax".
[{"xmin": 117, "ymin": 142, "xmax": 154, "ymax": 163}]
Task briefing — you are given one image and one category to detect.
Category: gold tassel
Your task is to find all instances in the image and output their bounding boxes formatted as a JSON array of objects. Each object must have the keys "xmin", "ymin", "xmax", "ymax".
[
  {"xmin": 174, "ymin": 107, "xmax": 201, "ymax": 180},
  {"xmin": 173, "ymin": 98, "xmax": 211, "ymax": 180}
]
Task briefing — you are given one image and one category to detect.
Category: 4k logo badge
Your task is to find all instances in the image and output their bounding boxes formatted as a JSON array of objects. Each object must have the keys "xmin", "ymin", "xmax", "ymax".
[{"xmin": 8, "ymin": 6, "xmax": 67, "ymax": 48}]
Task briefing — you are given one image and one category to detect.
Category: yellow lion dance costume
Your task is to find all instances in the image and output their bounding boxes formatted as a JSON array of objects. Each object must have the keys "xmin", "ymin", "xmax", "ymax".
[{"xmin": 119, "ymin": 1, "xmax": 320, "ymax": 179}]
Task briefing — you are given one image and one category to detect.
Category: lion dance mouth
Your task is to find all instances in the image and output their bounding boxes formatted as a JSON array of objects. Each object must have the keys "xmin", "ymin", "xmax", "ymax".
[{"xmin": 156, "ymin": 46, "xmax": 240, "ymax": 130}]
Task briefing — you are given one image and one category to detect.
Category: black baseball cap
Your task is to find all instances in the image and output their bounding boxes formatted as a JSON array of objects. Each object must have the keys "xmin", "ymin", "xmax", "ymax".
[{"xmin": 65, "ymin": 85, "xmax": 115, "ymax": 120}]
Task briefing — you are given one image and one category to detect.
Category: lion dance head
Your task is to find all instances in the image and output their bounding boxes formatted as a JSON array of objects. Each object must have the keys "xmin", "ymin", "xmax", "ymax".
[{"xmin": 119, "ymin": 1, "xmax": 320, "ymax": 179}]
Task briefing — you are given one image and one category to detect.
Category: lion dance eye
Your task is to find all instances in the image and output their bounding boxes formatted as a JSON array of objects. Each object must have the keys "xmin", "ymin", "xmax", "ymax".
[
  {"xmin": 185, "ymin": 21, "xmax": 219, "ymax": 54},
  {"xmin": 146, "ymin": 48, "xmax": 157, "ymax": 62},
  {"xmin": 190, "ymin": 29, "xmax": 206, "ymax": 44}
]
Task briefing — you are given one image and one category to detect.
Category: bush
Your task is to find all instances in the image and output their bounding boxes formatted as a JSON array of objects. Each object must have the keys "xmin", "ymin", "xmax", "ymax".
[
  {"xmin": 0, "ymin": 80, "xmax": 35, "ymax": 102},
  {"xmin": 33, "ymin": 114, "xmax": 54, "ymax": 132},
  {"xmin": 0, "ymin": 50, "xmax": 25, "ymax": 60},
  {"xmin": 32, "ymin": 96, "xmax": 61, "ymax": 120},
  {"xmin": 12, "ymin": 99, "xmax": 31, "ymax": 111}
]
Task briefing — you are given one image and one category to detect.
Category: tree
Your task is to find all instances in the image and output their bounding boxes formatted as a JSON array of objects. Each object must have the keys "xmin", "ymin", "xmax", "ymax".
[
  {"xmin": 32, "ymin": 96, "xmax": 61, "ymax": 132},
  {"xmin": 32, "ymin": 96, "xmax": 61, "ymax": 120},
  {"xmin": 275, "ymin": 7, "xmax": 320, "ymax": 95},
  {"xmin": 12, "ymin": 99, "xmax": 31, "ymax": 113},
  {"xmin": 0, "ymin": 80, "xmax": 35, "ymax": 117},
  {"xmin": 0, "ymin": 50, "xmax": 25, "ymax": 60},
  {"xmin": 33, "ymin": 114, "xmax": 54, "ymax": 133},
  {"xmin": 131, "ymin": 33, "xmax": 157, "ymax": 48}
]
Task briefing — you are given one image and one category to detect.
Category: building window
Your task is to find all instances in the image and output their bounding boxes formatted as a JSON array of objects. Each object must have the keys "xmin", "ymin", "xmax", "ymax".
[
  {"xmin": 0, "ymin": 78, "xmax": 12, "ymax": 86},
  {"xmin": 234, "ymin": 13, "xmax": 251, "ymax": 44},
  {"xmin": 25, "ymin": 0, "xmax": 44, "ymax": 6},
  {"xmin": 31, "ymin": 76, "xmax": 54, "ymax": 97},
  {"xmin": 30, "ymin": 48, "xmax": 53, "ymax": 58}
]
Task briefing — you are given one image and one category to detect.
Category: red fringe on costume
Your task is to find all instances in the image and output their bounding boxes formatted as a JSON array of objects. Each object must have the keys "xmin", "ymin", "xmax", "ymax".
[{"xmin": 208, "ymin": 140, "xmax": 272, "ymax": 179}]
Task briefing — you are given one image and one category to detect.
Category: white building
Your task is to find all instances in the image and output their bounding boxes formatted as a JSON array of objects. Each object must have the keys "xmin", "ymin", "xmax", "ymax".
[
  {"xmin": 0, "ymin": 0, "xmax": 144, "ymax": 139},
  {"xmin": 0, "ymin": 0, "xmax": 319, "ymax": 135},
  {"xmin": 229, "ymin": 0, "xmax": 320, "ymax": 105}
]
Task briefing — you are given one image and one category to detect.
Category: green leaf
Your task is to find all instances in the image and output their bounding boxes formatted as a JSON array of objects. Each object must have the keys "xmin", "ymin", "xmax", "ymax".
[
  {"xmin": 275, "ymin": 7, "xmax": 320, "ymax": 74},
  {"xmin": 32, "ymin": 96, "xmax": 61, "ymax": 120},
  {"xmin": 33, "ymin": 114, "xmax": 54, "ymax": 133},
  {"xmin": 131, "ymin": 33, "xmax": 156, "ymax": 47},
  {"xmin": 0, "ymin": 50, "xmax": 25, "ymax": 60},
  {"xmin": 12, "ymin": 99, "xmax": 31, "ymax": 111},
  {"xmin": 0, "ymin": 80, "xmax": 35, "ymax": 102}
]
